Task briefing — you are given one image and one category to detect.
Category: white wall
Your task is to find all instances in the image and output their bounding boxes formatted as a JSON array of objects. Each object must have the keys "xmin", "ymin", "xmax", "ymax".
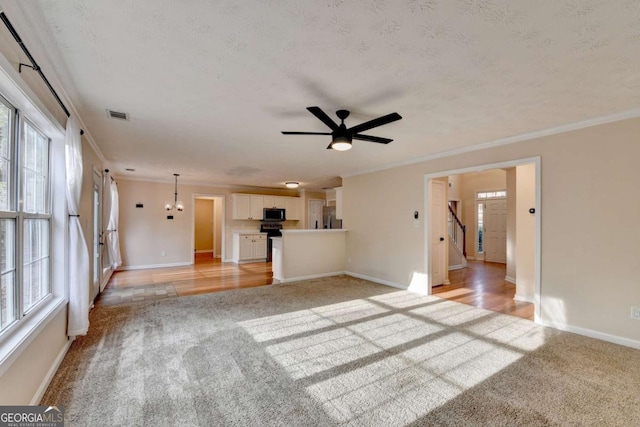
[
  {"xmin": 279, "ymin": 230, "xmax": 347, "ymax": 280},
  {"xmin": 515, "ymin": 164, "xmax": 536, "ymax": 301},
  {"xmin": 344, "ymin": 117, "xmax": 640, "ymax": 345}
]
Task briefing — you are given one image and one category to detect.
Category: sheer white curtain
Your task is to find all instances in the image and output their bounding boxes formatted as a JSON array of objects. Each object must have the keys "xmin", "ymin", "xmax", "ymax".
[
  {"xmin": 65, "ymin": 117, "xmax": 90, "ymax": 336},
  {"xmin": 102, "ymin": 171, "xmax": 113, "ymax": 269},
  {"xmin": 106, "ymin": 177, "xmax": 122, "ymax": 268}
]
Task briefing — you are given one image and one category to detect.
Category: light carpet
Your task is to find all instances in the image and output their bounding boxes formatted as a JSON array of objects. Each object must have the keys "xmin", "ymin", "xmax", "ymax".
[{"xmin": 42, "ymin": 275, "xmax": 640, "ymax": 426}]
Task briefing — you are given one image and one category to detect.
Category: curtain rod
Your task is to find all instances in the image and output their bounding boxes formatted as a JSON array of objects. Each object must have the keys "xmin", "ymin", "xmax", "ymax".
[{"xmin": 0, "ymin": 11, "xmax": 84, "ymax": 136}]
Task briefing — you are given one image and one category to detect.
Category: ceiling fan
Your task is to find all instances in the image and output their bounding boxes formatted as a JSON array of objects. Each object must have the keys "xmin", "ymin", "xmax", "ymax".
[{"xmin": 282, "ymin": 106, "xmax": 402, "ymax": 151}]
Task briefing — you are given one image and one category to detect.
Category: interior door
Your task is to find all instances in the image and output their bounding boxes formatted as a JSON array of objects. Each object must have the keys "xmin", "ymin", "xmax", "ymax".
[
  {"xmin": 430, "ymin": 180, "xmax": 446, "ymax": 286},
  {"xmin": 484, "ymin": 198, "xmax": 507, "ymax": 263},
  {"xmin": 308, "ymin": 199, "xmax": 324, "ymax": 229}
]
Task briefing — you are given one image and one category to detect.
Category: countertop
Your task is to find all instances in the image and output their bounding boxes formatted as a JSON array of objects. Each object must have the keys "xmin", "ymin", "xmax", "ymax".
[
  {"xmin": 280, "ymin": 229, "xmax": 348, "ymax": 234},
  {"xmin": 232, "ymin": 230, "xmax": 267, "ymax": 235}
]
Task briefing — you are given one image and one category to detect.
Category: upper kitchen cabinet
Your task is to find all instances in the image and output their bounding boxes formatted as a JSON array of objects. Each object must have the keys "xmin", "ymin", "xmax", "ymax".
[
  {"xmin": 263, "ymin": 196, "xmax": 286, "ymax": 209},
  {"xmin": 232, "ymin": 193, "xmax": 301, "ymax": 221},
  {"xmin": 232, "ymin": 194, "xmax": 264, "ymax": 220}
]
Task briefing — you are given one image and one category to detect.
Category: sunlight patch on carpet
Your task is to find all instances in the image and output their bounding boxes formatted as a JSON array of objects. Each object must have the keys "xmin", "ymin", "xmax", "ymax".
[{"xmin": 240, "ymin": 290, "xmax": 546, "ymax": 425}]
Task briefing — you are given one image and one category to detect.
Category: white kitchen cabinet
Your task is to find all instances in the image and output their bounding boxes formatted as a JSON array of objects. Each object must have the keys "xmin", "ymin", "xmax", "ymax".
[
  {"xmin": 232, "ymin": 194, "xmax": 264, "ymax": 220},
  {"xmin": 250, "ymin": 195, "xmax": 264, "ymax": 220},
  {"xmin": 263, "ymin": 196, "xmax": 286, "ymax": 209},
  {"xmin": 232, "ymin": 193, "xmax": 300, "ymax": 220},
  {"xmin": 233, "ymin": 233, "xmax": 267, "ymax": 262},
  {"xmin": 284, "ymin": 197, "xmax": 300, "ymax": 220}
]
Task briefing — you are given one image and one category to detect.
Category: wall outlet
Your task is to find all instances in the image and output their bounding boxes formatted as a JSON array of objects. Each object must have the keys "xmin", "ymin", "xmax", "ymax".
[
  {"xmin": 631, "ymin": 306, "xmax": 640, "ymax": 320},
  {"xmin": 161, "ymin": 250, "xmax": 166, "ymax": 257}
]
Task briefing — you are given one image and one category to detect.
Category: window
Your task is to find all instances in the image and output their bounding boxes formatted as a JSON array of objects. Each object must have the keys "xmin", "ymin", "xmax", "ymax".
[
  {"xmin": 477, "ymin": 190, "xmax": 506, "ymax": 199},
  {"xmin": 0, "ymin": 95, "xmax": 51, "ymax": 335}
]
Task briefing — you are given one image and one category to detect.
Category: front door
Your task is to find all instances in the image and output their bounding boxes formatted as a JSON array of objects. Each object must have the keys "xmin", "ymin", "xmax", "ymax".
[
  {"xmin": 484, "ymin": 198, "xmax": 507, "ymax": 263},
  {"xmin": 430, "ymin": 180, "xmax": 446, "ymax": 286}
]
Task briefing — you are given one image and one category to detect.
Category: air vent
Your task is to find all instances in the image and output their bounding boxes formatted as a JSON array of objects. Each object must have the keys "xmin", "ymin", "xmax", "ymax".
[{"xmin": 106, "ymin": 109, "xmax": 129, "ymax": 120}]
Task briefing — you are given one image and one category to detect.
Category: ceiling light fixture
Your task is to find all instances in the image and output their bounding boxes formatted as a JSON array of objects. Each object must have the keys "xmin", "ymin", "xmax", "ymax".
[
  {"xmin": 330, "ymin": 135, "xmax": 352, "ymax": 151},
  {"xmin": 164, "ymin": 173, "xmax": 184, "ymax": 212},
  {"xmin": 285, "ymin": 181, "xmax": 299, "ymax": 189}
]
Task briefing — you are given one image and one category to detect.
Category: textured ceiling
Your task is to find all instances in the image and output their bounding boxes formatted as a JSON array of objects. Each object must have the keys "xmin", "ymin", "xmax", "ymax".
[{"xmin": 16, "ymin": 0, "xmax": 640, "ymax": 189}]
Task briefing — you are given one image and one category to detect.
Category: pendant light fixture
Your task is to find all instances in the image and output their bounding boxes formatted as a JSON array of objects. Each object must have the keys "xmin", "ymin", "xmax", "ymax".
[{"xmin": 165, "ymin": 173, "xmax": 184, "ymax": 212}]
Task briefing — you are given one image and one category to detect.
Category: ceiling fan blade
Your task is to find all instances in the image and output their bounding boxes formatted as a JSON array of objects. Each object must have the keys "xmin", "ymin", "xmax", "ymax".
[
  {"xmin": 352, "ymin": 134, "xmax": 393, "ymax": 144},
  {"xmin": 282, "ymin": 131, "xmax": 332, "ymax": 135},
  {"xmin": 348, "ymin": 112, "xmax": 402, "ymax": 134},
  {"xmin": 307, "ymin": 106, "xmax": 339, "ymax": 131}
]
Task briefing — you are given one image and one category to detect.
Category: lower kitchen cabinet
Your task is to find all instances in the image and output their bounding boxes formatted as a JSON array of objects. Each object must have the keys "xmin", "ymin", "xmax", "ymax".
[{"xmin": 233, "ymin": 233, "xmax": 267, "ymax": 263}]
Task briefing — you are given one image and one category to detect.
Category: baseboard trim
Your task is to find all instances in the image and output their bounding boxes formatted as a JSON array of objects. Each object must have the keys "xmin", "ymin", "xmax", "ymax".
[
  {"xmin": 117, "ymin": 262, "xmax": 192, "ymax": 271},
  {"xmin": 539, "ymin": 319, "xmax": 640, "ymax": 350},
  {"xmin": 345, "ymin": 271, "xmax": 407, "ymax": 290},
  {"xmin": 194, "ymin": 249, "xmax": 214, "ymax": 254},
  {"xmin": 448, "ymin": 264, "xmax": 466, "ymax": 271},
  {"xmin": 279, "ymin": 271, "xmax": 345, "ymax": 283},
  {"xmin": 30, "ymin": 338, "xmax": 73, "ymax": 405},
  {"xmin": 505, "ymin": 276, "xmax": 517, "ymax": 285},
  {"xmin": 514, "ymin": 294, "xmax": 534, "ymax": 303},
  {"xmin": 466, "ymin": 256, "xmax": 475, "ymax": 261}
]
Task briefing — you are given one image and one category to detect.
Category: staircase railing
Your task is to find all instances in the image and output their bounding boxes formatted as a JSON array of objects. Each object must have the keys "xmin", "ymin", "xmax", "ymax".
[{"xmin": 448, "ymin": 205, "xmax": 466, "ymax": 257}]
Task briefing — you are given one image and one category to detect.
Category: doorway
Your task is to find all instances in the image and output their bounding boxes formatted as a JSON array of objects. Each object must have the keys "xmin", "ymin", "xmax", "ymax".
[
  {"xmin": 192, "ymin": 195, "xmax": 225, "ymax": 264},
  {"xmin": 424, "ymin": 157, "xmax": 541, "ymax": 321}
]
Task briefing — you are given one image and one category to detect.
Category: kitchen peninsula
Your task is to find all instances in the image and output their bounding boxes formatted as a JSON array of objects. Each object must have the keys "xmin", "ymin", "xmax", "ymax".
[{"xmin": 271, "ymin": 229, "xmax": 347, "ymax": 282}]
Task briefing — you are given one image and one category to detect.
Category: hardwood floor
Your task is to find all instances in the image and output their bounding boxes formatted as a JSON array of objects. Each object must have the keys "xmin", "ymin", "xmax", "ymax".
[
  {"xmin": 99, "ymin": 253, "xmax": 274, "ymax": 305},
  {"xmin": 432, "ymin": 261, "xmax": 534, "ymax": 321},
  {"xmin": 101, "ymin": 255, "xmax": 533, "ymax": 321}
]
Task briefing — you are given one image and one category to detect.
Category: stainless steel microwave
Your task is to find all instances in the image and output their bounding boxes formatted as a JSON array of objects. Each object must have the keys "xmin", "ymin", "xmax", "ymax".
[{"xmin": 263, "ymin": 208, "xmax": 286, "ymax": 222}]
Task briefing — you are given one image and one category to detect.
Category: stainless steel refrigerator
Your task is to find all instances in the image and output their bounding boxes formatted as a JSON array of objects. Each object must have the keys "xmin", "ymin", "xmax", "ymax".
[{"xmin": 322, "ymin": 206, "xmax": 342, "ymax": 229}]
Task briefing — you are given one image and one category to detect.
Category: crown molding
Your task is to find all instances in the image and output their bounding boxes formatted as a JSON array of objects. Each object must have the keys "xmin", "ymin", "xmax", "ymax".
[{"xmin": 341, "ymin": 107, "xmax": 640, "ymax": 179}]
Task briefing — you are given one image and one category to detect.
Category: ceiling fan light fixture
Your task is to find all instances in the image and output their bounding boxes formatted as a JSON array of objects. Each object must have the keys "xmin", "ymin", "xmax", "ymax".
[
  {"xmin": 285, "ymin": 181, "xmax": 299, "ymax": 189},
  {"xmin": 331, "ymin": 136, "xmax": 352, "ymax": 151}
]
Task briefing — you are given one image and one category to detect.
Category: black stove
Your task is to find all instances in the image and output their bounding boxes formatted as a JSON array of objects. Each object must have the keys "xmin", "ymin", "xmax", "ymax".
[{"xmin": 260, "ymin": 222, "xmax": 282, "ymax": 262}]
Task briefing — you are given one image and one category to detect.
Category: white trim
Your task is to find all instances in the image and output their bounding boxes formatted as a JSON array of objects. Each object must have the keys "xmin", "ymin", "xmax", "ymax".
[
  {"xmin": 448, "ymin": 264, "xmax": 466, "ymax": 271},
  {"xmin": 0, "ymin": 297, "xmax": 66, "ymax": 377},
  {"xmin": 341, "ymin": 108, "xmax": 640, "ymax": 179},
  {"xmin": 539, "ymin": 320, "xmax": 640, "ymax": 350},
  {"xmin": 423, "ymin": 157, "xmax": 542, "ymax": 320},
  {"xmin": 279, "ymin": 271, "xmax": 345, "ymax": 283},
  {"xmin": 505, "ymin": 275, "xmax": 517, "ymax": 285},
  {"xmin": 223, "ymin": 258, "xmax": 233, "ymax": 263},
  {"xmin": 466, "ymin": 256, "xmax": 476, "ymax": 261},
  {"xmin": 195, "ymin": 249, "xmax": 214, "ymax": 254},
  {"xmin": 514, "ymin": 294, "xmax": 534, "ymax": 303},
  {"xmin": 29, "ymin": 338, "xmax": 72, "ymax": 405},
  {"xmin": 345, "ymin": 271, "xmax": 407, "ymax": 290},
  {"xmin": 117, "ymin": 262, "xmax": 192, "ymax": 271}
]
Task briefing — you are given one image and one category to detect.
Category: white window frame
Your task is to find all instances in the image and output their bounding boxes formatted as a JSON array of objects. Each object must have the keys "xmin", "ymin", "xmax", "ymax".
[{"xmin": 0, "ymin": 54, "xmax": 67, "ymax": 377}]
